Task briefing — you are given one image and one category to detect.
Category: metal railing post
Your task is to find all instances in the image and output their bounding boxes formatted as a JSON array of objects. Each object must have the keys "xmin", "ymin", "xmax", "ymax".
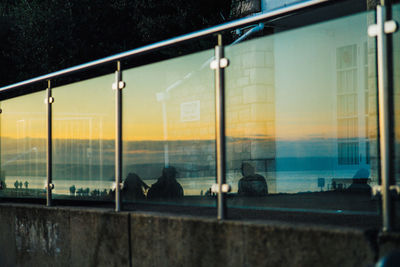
[
  {"xmin": 369, "ymin": 5, "xmax": 398, "ymax": 231},
  {"xmin": 113, "ymin": 61, "xmax": 125, "ymax": 211},
  {"xmin": 211, "ymin": 35, "xmax": 230, "ymax": 220},
  {"xmin": 378, "ymin": 5, "xmax": 392, "ymax": 232},
  {"xmin": 46, "ymin": 80, "xmax": 54, "ymax": 206}
]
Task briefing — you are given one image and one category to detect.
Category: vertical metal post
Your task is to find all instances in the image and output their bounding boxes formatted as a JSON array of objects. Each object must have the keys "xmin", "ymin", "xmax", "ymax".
[
  {"xmin": 46, "ymin": 80, "xmax": 54, "ymax": 206},
  {"xmin": 114, "ymin": 61, "xmax": 125, "ymax": 211},
  {"xmin": 377, "ymin": 5, "xmax": 393, "ymax": 232},
  {"xmin": 377, "ymin": 5, "xmax": 391, "ymax": 232},
  {"xmin": 215, "ymin": 35, "xmax": 227, "ymax": 220},
  {"xmin": 369, "ymin": 5, "xmax": 397, "ymax": 231}
]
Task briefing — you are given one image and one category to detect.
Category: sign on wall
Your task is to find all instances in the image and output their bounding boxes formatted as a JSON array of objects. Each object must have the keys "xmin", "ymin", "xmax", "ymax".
[{"xmin": 181, "ymin": 100, "xmax": 200, "ymax": 122}]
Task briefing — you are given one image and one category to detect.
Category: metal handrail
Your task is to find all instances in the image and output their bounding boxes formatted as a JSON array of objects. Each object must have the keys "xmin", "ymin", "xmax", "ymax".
[{"xmin": 0, "ymin": 0, "xmax": 329, "ymax": 92}]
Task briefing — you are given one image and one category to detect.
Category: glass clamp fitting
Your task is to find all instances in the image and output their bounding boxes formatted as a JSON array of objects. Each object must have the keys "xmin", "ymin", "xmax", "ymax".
[
  {"xmin": 44, "ymin": 97, "xmax": 54, "ymax": 104},
  {"xmin": 210, "ymin": 58, "xmax": 229, "ymax": 70},
  {"xmin": 372, "ymin": 185, "xmax": 400, "ymax": 197},
  {"xmin": 112, "ymin": 81, "xmax": 126, "ymax": 90},
  {"xmin": 368, "ymin": 20, "xmax": 398, "ymax": 37},
  {"xmin": 45, "ymin": 183, "xmax": 54, "ymax": 190}
]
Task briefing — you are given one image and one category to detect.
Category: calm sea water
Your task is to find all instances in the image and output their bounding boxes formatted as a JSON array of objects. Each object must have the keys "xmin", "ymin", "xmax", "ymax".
[{"xmin": 4, "ymin": 169, "xmax": 367, "ymax": 196}]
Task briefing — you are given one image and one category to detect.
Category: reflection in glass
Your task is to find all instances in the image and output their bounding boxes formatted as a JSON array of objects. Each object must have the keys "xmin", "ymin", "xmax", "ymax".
[
  {"xmin": 52, "ymin": 74, "xmax": 115, "ymax": 200},
  {"xmin": 238, "ymin": 162, "xmax": 268, "ymax": 196},
  {"xmin": 123, "ymin": 49, "xmax": 216, "ymax": 206},
  {"xmin": 0, "ymin": 92, "xmax": 47, "ymax": 198},
  {"xmin": 225, "ymin": 10, "xmax": 378, "ymax": 214}
]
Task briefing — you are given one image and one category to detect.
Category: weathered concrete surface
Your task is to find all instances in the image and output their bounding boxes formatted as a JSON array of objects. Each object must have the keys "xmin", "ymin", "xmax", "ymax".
[
  {"xmin": 130, "ymin": 215, "xmax": 376, "ymax": 267},
  {"xmin": 1, "ymin": 203, "xmax": 400, "ymax": 266},
  {"xmin": 0, "ymin": 204, "xmax": 130, "ymax": 267},
  {"xmin": 0, "ymin": 206, "xmax": 16, "ymax": 267}
]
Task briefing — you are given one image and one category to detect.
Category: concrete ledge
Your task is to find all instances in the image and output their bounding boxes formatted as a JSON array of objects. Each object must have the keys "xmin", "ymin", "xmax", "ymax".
[
  {"xmin": 0, "ymin": 204, "xmax": 130, "ymax": 267},
  {"xmin": 0, "ymin": 203, "xmax": 399, "ymax": 266},
  {"xmin": 130, "ymin": 214, "xmax": 376, "ymax": 267}
]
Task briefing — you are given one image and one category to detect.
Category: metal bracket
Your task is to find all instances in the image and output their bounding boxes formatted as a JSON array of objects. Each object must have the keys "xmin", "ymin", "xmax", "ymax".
[
  {"xmin": 211, "ymin": 184, "xmax": 231, "ymax": 194},
  {"xmin": 372, "ymin": 185, "xmax": 400, "ymax": 197},
  {"xmin": 45, "ymin": 183, "xmax": 54, "ymax": 190},
  {"xmin": 112, "ymin": 69, "xmax": 126, "ymax": 90},
  {"xmin": 112, "ymin": 81, "xmax": 126, "ymax": 90},
  {"xmin": 44, "ymin": 97, "xmax": 54, "ymax": 104},
  {"xmin": 368, "ymin": 20, "xmax": 398, "ymax": 37},
  {"xmin": 210, "ymin": 58, "xmax": 229, "ymax": 70}
]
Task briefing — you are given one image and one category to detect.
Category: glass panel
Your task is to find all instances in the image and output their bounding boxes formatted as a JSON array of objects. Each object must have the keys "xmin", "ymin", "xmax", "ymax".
[
  {"xmin": 52, "ymin": 74, "xmax": 115, "ymax": 200},
  {"xmin": 225, "ymin": 9, "xmax": 378, "ymax": 217},
  {"xmin": 393, "ymin": 3, "xmax": 400, "ymax": 228},
  {"xmin": 0, "ymin": 91, "xmax": 47, "ymax": 198},
  {"xmin": 123, "ymin": 49, "xmax": 215, "ymax": 207}
]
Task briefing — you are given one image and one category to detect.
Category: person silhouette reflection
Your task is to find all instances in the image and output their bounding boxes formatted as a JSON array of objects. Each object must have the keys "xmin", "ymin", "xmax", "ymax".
[
  {"xmin": 347, "ymin": 168, "xmax": 371, "ymax": 193},
  {"xmin": 147, "ymin": 166, "xmax": 183, "ymax": 199},
  {"xmin": 238, "ymin": 163, "xmax": 268, "ymax": 196},
  {"xmin": 122, "ymin": 172, "xmax": 149, "ymax": 200}
]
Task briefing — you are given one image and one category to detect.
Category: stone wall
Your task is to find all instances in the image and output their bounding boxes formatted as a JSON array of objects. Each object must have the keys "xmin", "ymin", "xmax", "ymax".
[{"xmin": 1, "ymin": 203, "xmax": 400, "ymax": 266}]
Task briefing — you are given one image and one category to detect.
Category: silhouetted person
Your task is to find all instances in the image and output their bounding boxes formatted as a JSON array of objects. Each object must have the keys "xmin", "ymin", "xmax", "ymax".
[
  {"xmin": 14, "ymin": 180, "xmax": 19, "ymax": 189},
  {"xmin": 77, "ymin": 188, "xmax": 83, "ymax": 196},
  {"xmin": 19, "ymin": 181, "xmax": 23, "ymax": 189},
  {"xmin": 24, "ymin": 181, "xmax": 29, "ymax": 189},
  {"xmin": 238, "ymin": 163, "xmax": 268, "ymax": 196},
  {"xmin": 69, "ymin": 185, "xmax": 76, "ymax": 196},
  {"xmin": 348, "ymin": 168, "xmax": 371, "ymax": 193},
  {"xmin": 122, "ymin": 173, "xmax": 149, "ymax": 200},
  {"xmin": 147, "ymin": 166, "xmax": 184, "ymax": 199}
]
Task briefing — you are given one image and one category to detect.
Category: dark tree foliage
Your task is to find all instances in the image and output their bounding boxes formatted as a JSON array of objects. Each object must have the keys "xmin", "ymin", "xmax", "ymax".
[{"xmin": 0, "ymin": 0, "xmax": 231, "ymax": 87}]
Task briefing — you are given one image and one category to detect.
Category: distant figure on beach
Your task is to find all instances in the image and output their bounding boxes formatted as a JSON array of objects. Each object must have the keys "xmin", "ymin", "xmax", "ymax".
[
  {"xmin": 147, "ymin": 166, "xmax": 184, "ymax": 199},
  {"xmin": 69, "ymin": 185, "xmax": 76, "ymax": 196},
  {"xmin": 347, "ymin": 168, "xmax": 371, "ymax": 193},
  {"xmin": 14, "ymin": 180, "xmax": 19, "ymax": 189},
  {"xmin": 19, "ymin": 181, "xmax": 23, "ymax": 189},
  {"xmin": 84, "ymin": 188, "xmax": 90, "ymax": 196},
  {"xmin": 238, "ymin": 163, "xmax": 268, "ymax": 196},
  {"xmin": 122, "ymin": 173, "xmax": 149, "ymax": 200},
  {"xmin": 77, "ymin": 188, "xmax": 83, "ymax": 196},
  {"xmin": 24, "ymin": 181, "xmax": 29, "ymax": 189}
]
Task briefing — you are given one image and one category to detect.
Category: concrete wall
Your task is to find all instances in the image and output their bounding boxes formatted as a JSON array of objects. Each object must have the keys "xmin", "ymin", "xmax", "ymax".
[{"xmin": 1, "ymin": 203, "xmax": 400, "ymax": 267}]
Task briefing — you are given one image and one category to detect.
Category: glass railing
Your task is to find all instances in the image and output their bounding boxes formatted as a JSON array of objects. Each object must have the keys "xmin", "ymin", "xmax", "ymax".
[
  {"xmin": 122, "ymin": 48, "xmax": 216, "ymax": 207},
  {"xmin": 0, "ymin": 91, "xmax": 47, "ymax": 199},
  {"xmin": 0, "ymin": 0, "xmax": 398, "ymax": 229},
  {"xmin": 224, "ymin": 6, "xmax": 378, "ymax": 216},
  {"xmin": 52, "ymin": 73, "xmax": 115, "ymax": 201}
]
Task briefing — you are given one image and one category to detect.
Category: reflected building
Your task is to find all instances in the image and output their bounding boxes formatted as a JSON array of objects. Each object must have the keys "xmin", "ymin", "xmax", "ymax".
[
  {"xmin": 226, "ymin": 36, "xmax": 277, "ymax": 193},
  {"xmin": 225, "ymin": 3, "xmax": 378, "ymax": 194},
  {"xmin": 52, "ymin": 115, "xmax": 114, "ymax": 182},
  {"xmin": 336, "ymin": 38, "xmax": 378, "ymax": 185}
]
